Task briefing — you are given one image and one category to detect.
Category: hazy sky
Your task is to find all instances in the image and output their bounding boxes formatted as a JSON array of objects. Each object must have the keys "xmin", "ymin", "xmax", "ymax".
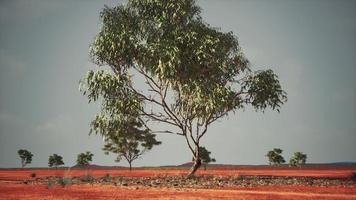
[{"xmin": 0, "ymin": 0, "xmax": 355, "ymax": 168}]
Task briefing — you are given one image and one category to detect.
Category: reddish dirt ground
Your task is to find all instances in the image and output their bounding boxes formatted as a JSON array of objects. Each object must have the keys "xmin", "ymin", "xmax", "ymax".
[
  {"xmin": 0, "ymin": 168, "xmax": 355, "ymax": 199},
  {"xmin": 0, "ymin": 168, "xmax": 355, "ymax": 181},
  {"xmin": 0, "ymin": 182, "xmax": 355, "ymax": 200}
]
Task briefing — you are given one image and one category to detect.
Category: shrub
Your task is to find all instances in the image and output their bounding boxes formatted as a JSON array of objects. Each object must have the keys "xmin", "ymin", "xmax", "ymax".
[
  {"xmin": 102, "ymin": 173, "xmax": 112, "ymax": 182},
  {"xmin": 58, "ymin": 177, "xmax": 72, "ymax": 187},
  {"xmin": 30, "ymin": 172, "xmax": 36, "ymax": 178},
  {"xmin": 81, "ymin": 174, "xmax": 95, "ymax": 183},
  {"xmin": 237, "ymin": 175, "xmax": 246, "ymax": 180},
  {"xmin": 351, "ymin": 173, "xmax": 356, "ymax": 181},
  {"xmin": 46, "ymin": 179, "xmax": 55, "ymax": 189}
]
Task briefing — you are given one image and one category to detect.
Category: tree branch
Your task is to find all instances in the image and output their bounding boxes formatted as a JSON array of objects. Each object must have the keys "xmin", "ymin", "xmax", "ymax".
[{"xmin": 152, "ymin": 130, "xmax": 184, "ymax": 136}]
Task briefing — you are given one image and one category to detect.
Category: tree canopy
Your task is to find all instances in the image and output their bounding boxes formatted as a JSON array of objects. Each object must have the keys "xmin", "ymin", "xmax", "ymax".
[
  {"xmin": 102, "ymin": 119, "xmax": 161, "ymax": 170},
  {"xmin": 289, "ymin": 152, "xmax": 307, "ymax": 167},
  {"xmin": 81, "ymin": 0, "xmax": 286, "ymax": 176},
  {"xmin": 76, "ymin": 151, "xmax": 94, "ymax": 167},
  {"xmin": 48, "ymin": 154, "xmax": 65, "ymax": 168},
  {"xmin": 266, "ymin": 148, "xmax": 286, "ymax": 166},
  {"xmin": 17, "ymin": 149, "xmax": 33, "ymax": 168},
  {"xmin": 198, "ymin": 146, "xmax": 216, "ymax": 170}
]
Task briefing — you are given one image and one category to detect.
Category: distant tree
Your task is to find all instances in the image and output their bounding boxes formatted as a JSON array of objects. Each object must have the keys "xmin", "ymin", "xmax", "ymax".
[
  {"xmin": 198, "ymin": 146, "xmax": 216, "ymax": 170},
  {"xmin": 289, "ymin": 152, "xmax": 307, "ymax": 168},
  {"xmin": 48, "ymin": 154, "xmax": 65, "ymax": 168},
  {"xmin": 102, "ymin": 120, "xmax": 161, "ymax": 171},
  {"xmin": 17, "ymin": 149, "xmax": 33, "ymax": 168},
  {"xmin": 266, "ymin": 148, "xmax": 285, "ymax": 166},
  {"xmin": 76, "ymin": 151, "xmax": 94, "ymax": 167},
  {"xmin": 81, "ymin": 0, "xmax": 287, "ymax": 176}
]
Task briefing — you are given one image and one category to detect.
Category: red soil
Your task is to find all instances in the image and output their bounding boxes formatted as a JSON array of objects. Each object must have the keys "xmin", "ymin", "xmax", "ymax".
[
  {"xmin": 0, "ymin": 183, "xmax": 355, "ymax": 200},
  {"xmin": 0, "ymin": 168, "xmax": 355, "ymax": 181},
  {"xmin": 0, "ymin": 168, "xmax": 355, "ymax": 199}
]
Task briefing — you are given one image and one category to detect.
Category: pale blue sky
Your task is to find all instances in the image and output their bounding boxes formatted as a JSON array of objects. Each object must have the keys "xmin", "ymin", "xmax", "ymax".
[{"xmin": 0, "ymin": 0, "xmax": 355, "ymax": 168}]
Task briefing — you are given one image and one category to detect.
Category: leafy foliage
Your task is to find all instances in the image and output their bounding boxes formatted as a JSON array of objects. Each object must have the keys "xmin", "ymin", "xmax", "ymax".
[
  {"xmin": 46, "ymin": 179, "xmax": 55, "ymax": 189},
  {"xmin": 198, "ymin": 146, "xmax": 216, "ymax": 170},
  {"xmin": 81, "ymin": 0, "xmax": 287, "ymax": 175},
  {"xmin": 289, "ymin": 152, "xmax": 307, "ymax": 167},
  {"xmin": 48, "ymin": 154, "xmax": 65, "ymax": 168},
  {"xmin": 76, "ymin": 151, "xmax": 94, "ymax": 167},
  {"xmin": 81, "ymin": 174, "xmax": 95, "ymax": 183},
  {"xmin": 266, "ymin": 148, "xmax": 286, "ymax": 166},
  {"xmin": 102, "ymin": 119, "xmax": 161, "ymax": 170},
  {"xmin": 17, "ymin": 149, "xmax": 33, "ymax": 168},
  {"xmin": 199, "ymin": 146, "xmax": 215, "ymax": 163},
  {"xmin": 58, "ymin": 177, "xmax": 72, "ymax": 187}
]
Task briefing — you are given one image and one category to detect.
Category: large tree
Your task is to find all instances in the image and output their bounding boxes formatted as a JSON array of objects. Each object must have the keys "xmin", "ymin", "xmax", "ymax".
[
  {"xmin": 102, "ymin": 120, "xmax": 161, "ymax": 171},
  {"xmin": 17, "ymin": 149, "xmax": 33, "ymax": 168},
  {"xmin": 81, "ymin": 0, "xmax": 286, "ymax": 176}
]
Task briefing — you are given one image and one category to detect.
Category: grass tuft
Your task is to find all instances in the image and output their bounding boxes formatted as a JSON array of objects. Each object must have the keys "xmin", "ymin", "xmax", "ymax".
[{"xmin": 58, "ymin": 177, "xmax": 72, "ymax": 187}]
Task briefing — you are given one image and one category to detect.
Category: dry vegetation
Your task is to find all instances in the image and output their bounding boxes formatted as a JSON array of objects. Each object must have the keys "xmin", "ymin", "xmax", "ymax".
[{"xmin": 0, "ymin": 167, "xmax": 355, "ymax": 200}]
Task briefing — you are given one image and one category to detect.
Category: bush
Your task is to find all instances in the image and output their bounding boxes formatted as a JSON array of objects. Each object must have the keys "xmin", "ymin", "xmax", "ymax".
[
  {"xmin": 351, "ymin": 173, "xmax": 356, "ymax": 181},
  {"xmin": 30, "ymin": 172, "xmax": 36, "ymax": 178},
  {"xmin": 46, "ymin": 179, "xmax": 55, "ymax": 189},
  {"xmin": 58, "ymin": 177, "xmax": 72, "ymax": 187},
  {"xmin": 237, "ymin": 175, "xmax": 246, "ymax": 180},
  {"xmin": 102, "ymin": 173, "xmax": 112, "ymax": 182},
  {"xmin": 81, "ymin": 174, "xmax": 95, "ymax": 183}
]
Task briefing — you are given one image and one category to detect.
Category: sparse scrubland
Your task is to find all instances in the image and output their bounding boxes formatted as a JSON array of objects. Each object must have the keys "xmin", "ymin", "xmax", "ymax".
[{"xmin": 0, "ymin": 167, "xmax": 355, "ymax": 200}]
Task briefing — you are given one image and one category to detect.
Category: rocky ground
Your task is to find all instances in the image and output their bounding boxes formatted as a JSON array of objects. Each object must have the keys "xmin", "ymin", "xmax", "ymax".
[{"xmin": 23, "ymin": 174, "xmax": 356, "ymax": 189}]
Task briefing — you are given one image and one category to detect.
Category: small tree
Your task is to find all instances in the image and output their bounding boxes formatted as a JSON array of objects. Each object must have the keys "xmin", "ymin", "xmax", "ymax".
[
  {"xmin": 76, "ymin": 151, "xmax": 94, "ymax": 167},
  {"xmin": 266, "ymin": 148, "xmax": 285, "ymax": 166},
  {"xmin": 198, "ymin": 146, "xmax": 216, "ymax": 170},
  {"xmin": 48, "ymin": 154, "xmax": 65, "ymax": 168},
  {"xmin": 17, "ymin": 149, "xmax": 33, "ymax": 168},
  {"xmin": 102, "ymin": 120, "xmax": 161, "ymax": 171},
  {"xmin": 289, "ymin": 152, "xmax": 307, "ymax": 168}
]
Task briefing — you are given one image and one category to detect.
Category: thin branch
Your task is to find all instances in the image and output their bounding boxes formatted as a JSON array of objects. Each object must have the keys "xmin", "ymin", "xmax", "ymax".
[
  {"xmin": 158, "ymin": 84, "xmax": 184, "ymax": 128},
  {"xmin": 134, "ymin": 66, "xmax": 160, "ymax": 90},
  {"xmin": 139, "ymin": 108, "xmax": 179, "ymax": 127},
  {"xmin": 152, "ymin": 130, "xmax": 184, "ymax": 136}
]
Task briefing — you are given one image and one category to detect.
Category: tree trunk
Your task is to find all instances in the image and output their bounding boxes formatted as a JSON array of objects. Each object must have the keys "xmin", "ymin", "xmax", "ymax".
[
  {"xmin": 187, "ymin": 145, "xmax": 201, "ymax": 177},
  {"xmin": 188, "ymin": 158, "xmax": 201, "ymax": 177},
  {"xmin": 129, "ymin": 162, "xmax": 132, "ymax": 171}
]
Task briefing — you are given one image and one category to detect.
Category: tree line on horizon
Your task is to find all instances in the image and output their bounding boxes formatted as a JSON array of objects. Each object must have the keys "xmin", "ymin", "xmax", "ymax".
[
  {"xmin": 17, "ymin": 150, "xmax": 94, "ymax": 169},
  {"xmin": 266, "ymin": 148, "xmax": 307, "ymax": 167},
  {"xmin": 17, "ymin": 147, "xmax": 307, "ymax": 169}
]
